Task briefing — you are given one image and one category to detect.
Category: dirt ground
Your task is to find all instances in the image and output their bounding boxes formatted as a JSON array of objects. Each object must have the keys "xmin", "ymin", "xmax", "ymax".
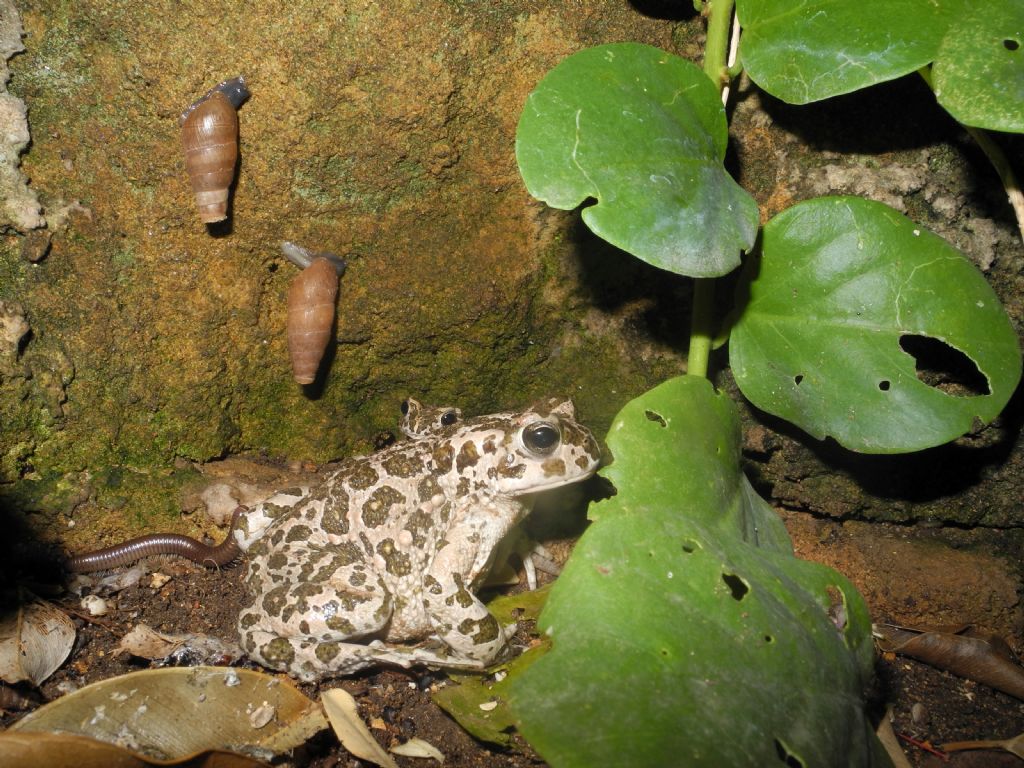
[{"xmin": 3, "ymin": 506, "xmax": 1022, "ymax": 767}]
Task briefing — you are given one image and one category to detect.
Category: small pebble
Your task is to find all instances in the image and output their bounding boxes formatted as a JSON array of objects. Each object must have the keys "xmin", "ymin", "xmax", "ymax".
[
  {"xmin": 248, "ymin": 701, "xmax": 275, "ymax": 729},
  {"xmin": 910, "ymin": 701, "xmax": 928, "ymax": 725},
  {"xmin": 80, "ymin": 595, "xmax": 109, "ymax": 617}
]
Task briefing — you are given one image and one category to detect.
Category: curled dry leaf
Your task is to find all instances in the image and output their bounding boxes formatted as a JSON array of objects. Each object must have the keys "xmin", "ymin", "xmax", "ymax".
[
  {"xmin": 114, "ymin": 623, "xmax": 244, "ymax": 666},
  {"xmin": 10, "ymin": 666, "xmax": 327, "ymax": 759},
  {"xmin": 321, "ymin": 687, "xmax": 399, "ymax": 768},
  {"xmin": 875, "ymin": 624, "xmax": 1024, "ymax": 700},
  {"xmin": 0, "ymin": 594, "xmax": 75, "ymax": 685},
  {"xmin": 0, "ymin": 731, "xmax": 270, "ymax": 768},
  {"xmin": 874, "ymin": 706, "xmax": 913, "ymax": 768},
  {"xmin": 390, "ymin": 737, "xmax": 446, "ymax": 762},
  {"xmin": 942, "ymin": 732, "xmax": 1024, "ymax": 759}
]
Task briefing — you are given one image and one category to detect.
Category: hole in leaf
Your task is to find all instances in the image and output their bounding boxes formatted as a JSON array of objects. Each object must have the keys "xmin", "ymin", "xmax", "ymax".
[
  {"xmin": 659, "ymin": 647, "xmax": 670, "ymax": 657},
  {"xmin": 1005, "ymin": 38, "xmax": 1020, "ymax": 51},
  {"xmin": 644, "ymin": 409, "xmax": 667, "ymax": 427},
  {"xmin": 826, "ymin": 585, "xmax": 848, "ymax": 634},
  {"xmin": 774, "ymin": 738, "xmax": 806, "ymax": 768},
  {"xmin": 764, "ymin": 634, "xmax": 775, "ymax": 644},
  {"xmin": 898, "ymin": 334, "xmax": 990, "ymax": 396},
  {"xmin": 681, "ymin": 540, "xmax": 699, "ymax": 554},
  {"xmin": 878, "ymin": 380, "xmax": 890, "ymax": 391},
  {"xmin": 722, "ymin": 572, "xmax": 749, "ymax": 601},
  {"xmin": 793, "ymin": 374, "xmax": 804, "ymax": 385}
]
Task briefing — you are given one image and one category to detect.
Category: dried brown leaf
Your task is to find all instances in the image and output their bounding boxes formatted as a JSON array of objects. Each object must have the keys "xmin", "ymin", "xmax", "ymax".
[
  {"xmin": 942, "ymin": 732, "xmax": 1024, "ymax": 759},
  {"xmin": 10, "ymin": 666, "xmax": 327, "ymax": 759},
  {"xmin": 875, "ymin": 624, "xmax": 1024, "ymax": 700},
  {"xmin": 0, "ymin": 731, "xmax": 270, "ymax": 767},
  {"xmin": 321, "ymin": 687, "xmax": 399, "ymax": 768},
  {"xmin": 0, "ymin": 594, "xmax": 75, "ymax": 685}
]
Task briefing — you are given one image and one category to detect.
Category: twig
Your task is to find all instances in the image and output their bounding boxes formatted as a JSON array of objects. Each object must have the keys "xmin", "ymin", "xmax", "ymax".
[
  {"xmin": 897, "ymin": 732, "xmax": 950, "ymax": 762},
  {"xmin": 962, "ymin": 124, "xmax": 1024, "ymax": 246}
]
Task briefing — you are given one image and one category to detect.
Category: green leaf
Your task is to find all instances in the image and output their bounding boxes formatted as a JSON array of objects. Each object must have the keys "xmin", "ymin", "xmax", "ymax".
[
  {"xmin": 933, "ymin": 3, "xmax": 1024, "ymax": 132},
  {"xmin": 730, "ymin": 196, "xmax": 1022, "ymax": 453},
  {"xmin": 432, "ymin": 644, "xmax": 547, "ymax": 747},
  {"xmin": 516, "ymin": 43, "xmax": 758, "ymax": 278},
  {"xmin": 510, "ymin": 377, "xmax": 887, "ymax": 768},
  {"xmin": 737, "ymin": 0, "xmax": 953, "ymax": 104}
]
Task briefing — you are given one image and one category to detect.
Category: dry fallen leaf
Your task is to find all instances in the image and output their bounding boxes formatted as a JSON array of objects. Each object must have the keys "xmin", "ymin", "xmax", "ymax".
[
  {"xmin": 874, "ymin": 706, "xmax": 913, "ymax": 768},
  {"xmin": 114, "ymin": 624, "xmax": 183, "ymax": 659},
  {"xmin": 114, "ymin": 623, "xmax": 244, "ymax": 666},
  {"xmin": 0, "ymin": 594, "xmax": 75, "ymax": 686},
  {"xmin": 942, "ymin": 732, "xmax": 1024, "ymax": 759},
  {"xmin": 321, "ymin": 687, "xmax": 399, "ymax": 768},
  {"xmin": 391, "ymin": 736, "xmax": 445, "ymax": 762},
  {"xmin": 10, "ymin": 666, "xmax": 326, "ymax": 759},
  {"xmin": 875, "ymin": 624, "xmax": 1024, "ymax": 700},
  {"xmin": 0, "ymin": 731, "xmax": 270, "ymax": 767}
]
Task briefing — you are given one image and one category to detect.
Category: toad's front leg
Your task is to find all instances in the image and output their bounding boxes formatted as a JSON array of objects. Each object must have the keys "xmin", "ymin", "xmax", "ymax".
[{"xmin": 421, "ymin": 504, "xmax": 526, "ymax": 667}]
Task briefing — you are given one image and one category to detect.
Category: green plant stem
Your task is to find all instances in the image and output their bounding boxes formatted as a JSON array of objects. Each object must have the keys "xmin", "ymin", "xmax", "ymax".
[
  {"xmin": 703, "ymin": 0, "xmax": 735, "ymax": 90},
  {"xmin": 688, "ymin": 279, "xmax": 715, "ymax": 378},
  {"xmin": 688, "ymin": 0, "xmax": 735, "ymax": 379},
  {"xmin": 918, "ymin": 67, "xmax": 1024, "ymax": 245}
]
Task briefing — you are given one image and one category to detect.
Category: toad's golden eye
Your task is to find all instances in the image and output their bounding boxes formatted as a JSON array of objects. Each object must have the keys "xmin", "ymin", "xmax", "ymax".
[{"xmin": 523, "ymin": 422, "xmax": 560, "ymax": 454}]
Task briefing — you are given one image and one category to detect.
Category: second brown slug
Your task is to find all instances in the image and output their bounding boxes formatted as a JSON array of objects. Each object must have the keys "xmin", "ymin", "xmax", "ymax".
[
  {"xmin": 179, "ymin": 76, "xmax": 250, "ymax": 224},
  {"xmin": 282, "ymin": 241, "xmax": 347, "ymax": 385}
]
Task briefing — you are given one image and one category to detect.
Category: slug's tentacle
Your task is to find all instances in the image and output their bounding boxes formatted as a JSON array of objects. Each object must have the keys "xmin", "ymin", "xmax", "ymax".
[
  {"xmin": 178, "ymin": 76, "xmax": 250, "ymax": 124},
  {"xmin": 281, "ymin": 241, "xmax": 346, "ymax": 275},
  {"xmin": 180, "ymin": 76, "xmax": 250, "ymax": 224},
  {"xmin": 65, "ymin": 506, "xmax": 246, "ymax": 574}
]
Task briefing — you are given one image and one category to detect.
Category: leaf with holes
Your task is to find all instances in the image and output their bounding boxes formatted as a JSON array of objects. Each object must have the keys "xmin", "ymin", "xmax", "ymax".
[
  {"xmin": 932, "ymin": 2, "xmax": 1024, "ymax": 132},
  {"xmin": 729, "ymin": 196, "xmax": 1021, "ymax": 453},
  {"xmin": 515, "ymin": 42, "xmax": 758, "ymax": 278},
  {"xmin": 510, "ymin": 376, "xmax": 888, "ymax": 768},
  {"xmin": 737, "ymin": 0, "xmax": 1024, "ymax": 132}
]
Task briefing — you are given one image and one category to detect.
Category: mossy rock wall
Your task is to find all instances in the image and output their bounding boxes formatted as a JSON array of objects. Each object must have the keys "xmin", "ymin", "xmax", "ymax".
[{"xmin": 0, "ymin": 1, "xmax": 694, "ymax": 534}]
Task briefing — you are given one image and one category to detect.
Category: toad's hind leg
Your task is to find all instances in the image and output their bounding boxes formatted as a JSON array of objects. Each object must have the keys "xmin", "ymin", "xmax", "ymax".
[
  {"xmin": 241, "ymin": 630, "xmax": 492, "ymax": 682},
  {"xmin": 238, "ymin": 539, "xmax": 394, "ymax": 679}
]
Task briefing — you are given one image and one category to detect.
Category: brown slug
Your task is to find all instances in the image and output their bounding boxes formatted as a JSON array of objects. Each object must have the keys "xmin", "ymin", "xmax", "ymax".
[
  {"xmin": 65, "ymin": 506, "xmax": 247, "ymax": 573},
  {"xmin": 179, "ymin": 76, "xmax": 250, "ymax": 224},
  {"xmin": 282, "ymin": 241, "xmax": 347, "ymax": 385}
]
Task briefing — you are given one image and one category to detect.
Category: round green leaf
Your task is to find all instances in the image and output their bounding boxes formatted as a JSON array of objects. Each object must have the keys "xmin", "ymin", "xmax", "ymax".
[
  {"xmin": 737, "ymin": 0, "xmax": 952, "ymax": 104},
  {"xmin": 510, "ymin": 377, "xmax": 884, "ymax": 768},
  {"xmin": 730, "ymin": 196, "xmax": 1022, "ymax": 453},
  {"xmin": 516, "ymin": 43, "xmax": 758, "ymax": 278},
  {"xmin": 933, "ymin": 2, "xmax": 1024, "ymax": 132}
]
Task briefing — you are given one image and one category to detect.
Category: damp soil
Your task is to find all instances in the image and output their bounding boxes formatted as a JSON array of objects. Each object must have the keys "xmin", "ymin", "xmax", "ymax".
[{"xmin": 4, "ymin": 514, "xmax": 1024, "ymax": 767}]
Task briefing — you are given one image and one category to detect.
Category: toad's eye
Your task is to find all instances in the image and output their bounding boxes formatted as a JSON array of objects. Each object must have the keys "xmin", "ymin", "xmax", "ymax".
[
  {"xmin": 440, "ymin": 409, "xmax": 459, "ymax": 426},
  {"xmin": 523, "ymin": 422, "xmax": 560, "ymax": 455}
]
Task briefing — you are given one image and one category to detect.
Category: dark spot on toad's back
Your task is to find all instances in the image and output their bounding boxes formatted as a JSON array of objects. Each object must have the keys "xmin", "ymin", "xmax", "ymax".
[
  {"xmin": 286, "ymin": 524, "xmax": 312, "ymax": 542},
  {"xmin": 433, "ymin": 443, "xmax": 454, "ymax": 473},
  {"xmin": 377, "ymin": 538, "xmax": 412, "ymax": 576},
  {"xmin": 382, "ymin": 451, "xmax": 425, "ymax": 478},
  {"xmin": 346, "ymin": 461, "xmax": 380, "ymax": 490},
  {"xmin": 418, "ymin": 475, "xmax": 442, "ymax": 502},
  {"xmin": 456, "ymin": 440, "xmax": 480, "ymax": 471},
  {"xmin": 362, "ymin": 485, "xmax": 406, "ymax": 527}
]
